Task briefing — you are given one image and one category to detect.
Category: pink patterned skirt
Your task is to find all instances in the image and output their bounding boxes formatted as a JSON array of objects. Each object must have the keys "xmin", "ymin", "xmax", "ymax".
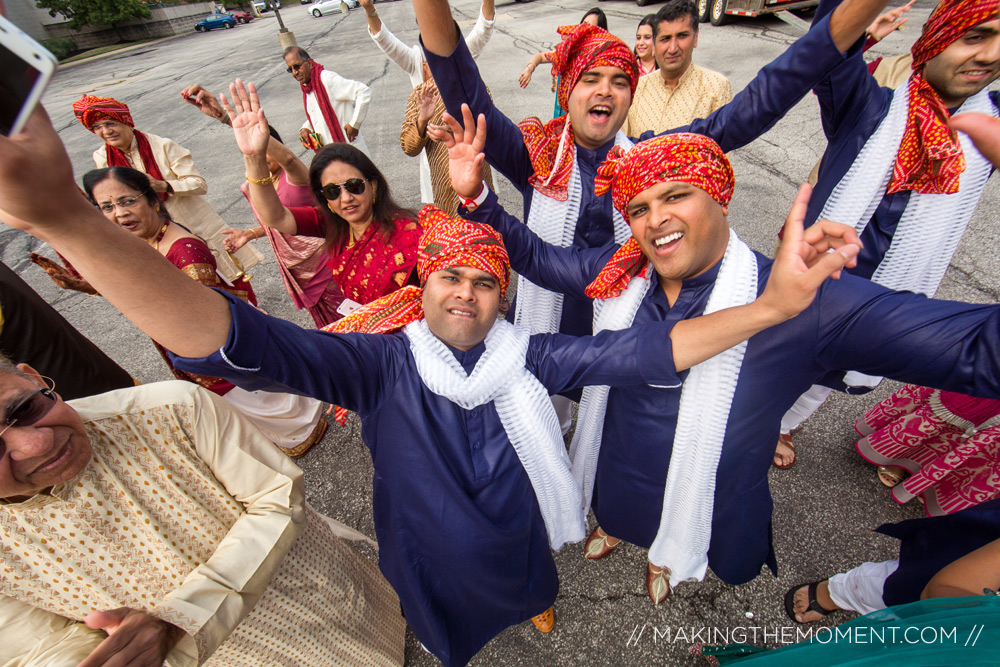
[{"xmin": 856, "ymin": 384, "xmax": 1000, "ymax": 516}]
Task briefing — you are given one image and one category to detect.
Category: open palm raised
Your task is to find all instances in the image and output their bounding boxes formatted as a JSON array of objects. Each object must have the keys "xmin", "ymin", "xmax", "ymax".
[{"xmin": 220, "ymin": 79, "xmax": 271, "ymax": 157}]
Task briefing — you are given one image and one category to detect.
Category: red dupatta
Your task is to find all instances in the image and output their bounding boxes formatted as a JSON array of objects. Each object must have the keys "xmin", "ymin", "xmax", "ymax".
[
  {"xmin": 302, "ymin": 63, "xmax": 348, "ymax": 144},
  {"xmin": 105, "ymin": 130, "xmax": 170, "ymax": 201},
  {"xmin": 328, "ymin": 218, "xmax": 422, "ymax": 305}
]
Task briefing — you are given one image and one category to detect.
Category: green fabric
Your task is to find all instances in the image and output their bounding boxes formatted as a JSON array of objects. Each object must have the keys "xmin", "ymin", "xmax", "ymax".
[{"xmin": 696, "ymin": 596, "xmax": 999, "ymax": 666}]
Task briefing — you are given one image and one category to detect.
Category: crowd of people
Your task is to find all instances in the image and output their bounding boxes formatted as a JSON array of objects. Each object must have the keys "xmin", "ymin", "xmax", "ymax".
[{"xmin": 0, "ymin": 0, "xmax": 999, "ymax": 665}]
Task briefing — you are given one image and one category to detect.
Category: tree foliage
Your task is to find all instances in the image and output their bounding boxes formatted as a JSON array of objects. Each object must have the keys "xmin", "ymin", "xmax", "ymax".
[{"xmin": 36, "ymin": 0, "xmax": 151, "ymax": 31}]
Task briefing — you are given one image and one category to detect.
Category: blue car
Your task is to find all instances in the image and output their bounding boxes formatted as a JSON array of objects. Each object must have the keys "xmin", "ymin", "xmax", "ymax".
[{"xmin": 195, "ymin": 14, "xmax": 237, "ymax": 31}]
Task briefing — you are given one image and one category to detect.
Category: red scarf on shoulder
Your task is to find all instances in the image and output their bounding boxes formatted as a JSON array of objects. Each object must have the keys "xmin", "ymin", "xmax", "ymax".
[
  {"xmin": 301, "ymin": 62, "xmax": 348, "ymax": 144},
  {"xmin": 104, "ymin": 130, "xmax": 169, "ymax": 201}
]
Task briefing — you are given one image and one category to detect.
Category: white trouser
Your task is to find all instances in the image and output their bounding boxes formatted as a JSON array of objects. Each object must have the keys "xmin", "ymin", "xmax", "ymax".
[
  {"xmin": 827, "ymin": 559, "xmax": 898, "ymax": 614},
  {"xmin": 551, "ymin": 395, "xmax": 574, "ymax": 435},
  {"xmin": 780, "ymin": 384, "xmax": 834, "ymax": 434},
  {"xmin": 224, "ymin": 387, "xmax": 325, "ymax": 450}
]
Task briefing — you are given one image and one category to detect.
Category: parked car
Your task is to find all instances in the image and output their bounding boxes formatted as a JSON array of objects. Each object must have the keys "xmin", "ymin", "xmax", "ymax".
[
  {"xmin": 195, "ymin": 13, "xmax": 237, "ymax": 31},
  {"xmin": 253, "ymin": 0, "xmax": 280, "ymax": 12},
  {"xmin": 306, "ymin": 0, "xmax": 358, "ymax": 17},
  {"xmin": 226, "ymin": 10, "xmax": 254, "ymax": 23},
  {"xmin": 695, "ymin": 0, "xmax": 818, "ymax": 25}
]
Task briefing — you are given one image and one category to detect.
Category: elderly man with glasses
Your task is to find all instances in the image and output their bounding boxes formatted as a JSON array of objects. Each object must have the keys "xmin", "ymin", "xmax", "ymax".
[
  {"xmin": 0, "ymin": 357, "xmax": 406, "ymax": 667},
  {"xmin": 283, "ymin": 46, "xmax": 372, "ymax": 155}
]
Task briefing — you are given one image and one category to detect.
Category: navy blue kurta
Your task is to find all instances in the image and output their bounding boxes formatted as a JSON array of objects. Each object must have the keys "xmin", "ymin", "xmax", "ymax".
[
  {"xmin": 173, "ymin": 293, "xmax": 680, "ymax": 666},
  {"xmin": 425, "ymin": 11, "xmax": 848, "ymax": 337},
  {"xmin": 809, "ymin": 0, "xmax": 1000, "ymax": 278},
  {"xmin": 469, "ymin": 191, "xmax": 1000, "ymax": 585}
]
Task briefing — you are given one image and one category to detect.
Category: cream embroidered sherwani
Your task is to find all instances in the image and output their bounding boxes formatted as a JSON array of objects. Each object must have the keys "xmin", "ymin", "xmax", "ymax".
[
  {"xmin": 623, "ymin": 65, "xmax": 733, "ymax": 137},
  {"xmin": 92, "ymin": 133, "xmax": 263, "ymax": 283},
  {"xmin": 0, "ymin": 381, "xmax": 404, "ymax": 667}
]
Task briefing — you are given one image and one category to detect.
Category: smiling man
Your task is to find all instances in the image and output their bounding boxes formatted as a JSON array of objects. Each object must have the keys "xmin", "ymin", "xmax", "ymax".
[
  {"xmin": 442, "ymin": 110, "xmax": 1000, "ymax": 605},
  {"xmin": 283, "ymin": 46, "xmax": 372, "ymax": 155},
  {"xmin": 0, "ymin": 362, "xmax": 406, "ymax": 667},
  {"xmin": 623, "ymin": 0, "xmax": 733, "ymax": 137},
  {"xmin": 0, "ymin": 96, "xmax": 861, "ymax": 666},
  {"xmin": 777, "ymin": 0, "xmax": 1000, "ymax": 468}
]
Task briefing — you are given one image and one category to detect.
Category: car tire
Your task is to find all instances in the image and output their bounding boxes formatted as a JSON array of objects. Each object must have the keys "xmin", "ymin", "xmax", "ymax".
[
  {"xmin": 195, "ymin": 25, "xmax": 204, "ymax": 31},
  {"xmin": 313, "ymin": 8, "xmax": 322, "ymax": 15},
  {"xmin": 635, "ymin": 0, "xmax": 652, "ymax": 6},
  {"xmin": 710, "ymin": 0, "xmax": 730, "ymax": 25},
  {"xmin": 697, "ymin": 0, "xmax": 710, "ymax": 22},
  {"xmin": 225, "ymin": 21, "xmax": 233, "ymax": 28}
]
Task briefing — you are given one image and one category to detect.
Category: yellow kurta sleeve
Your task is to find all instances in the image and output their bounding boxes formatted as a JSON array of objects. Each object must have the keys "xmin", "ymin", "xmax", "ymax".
[
  {"xmin": 0, "ymin": 595, "xmax": 105, "ymax": 667},
  {"xmin": 153, "ymin": 134, "xmax": 209, "ymax": 197},
  {"xmin": 153, "ymin": 385, "xmax": 306, "ymax": 666}
]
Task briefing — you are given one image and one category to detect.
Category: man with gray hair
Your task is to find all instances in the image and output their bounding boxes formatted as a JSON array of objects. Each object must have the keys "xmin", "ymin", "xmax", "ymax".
[{"xmin": 283, "ymin": 46, "xmax": 372, "ymax": 155}]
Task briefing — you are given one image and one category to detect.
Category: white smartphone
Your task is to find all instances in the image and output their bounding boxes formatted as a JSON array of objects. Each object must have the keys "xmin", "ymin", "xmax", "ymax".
[{"xmin": 0, "ymin": 14, "xmax": 57, "ymax": 137}]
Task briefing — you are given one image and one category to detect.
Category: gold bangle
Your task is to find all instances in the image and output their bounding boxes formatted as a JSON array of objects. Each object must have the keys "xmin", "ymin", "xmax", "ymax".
[
  {"xmin": 252, "ymin": 228, "xmax": 263, "ymax": 239},
  {"xmin": 245, "ymin": 172, "xmax": 277, "ymax": 186}
]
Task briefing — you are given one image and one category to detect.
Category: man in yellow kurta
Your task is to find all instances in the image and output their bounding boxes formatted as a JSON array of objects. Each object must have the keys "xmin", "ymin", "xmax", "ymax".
[
  {"xmin": 73, "ymin": 94, "xmax": 262, "ymax": 284},
  {"xmin": 623, "ymin": 1, "xmax": 732, "ymax": 137},
  {"xmin": 0, "ymin": 361, "xmax": 404, "ymax": 667}
]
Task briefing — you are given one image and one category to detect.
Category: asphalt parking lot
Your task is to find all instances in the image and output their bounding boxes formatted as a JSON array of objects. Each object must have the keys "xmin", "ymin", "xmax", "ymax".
[{"xmin": 5, "ymin": 0, "xmax": 999, "ymax": 663}]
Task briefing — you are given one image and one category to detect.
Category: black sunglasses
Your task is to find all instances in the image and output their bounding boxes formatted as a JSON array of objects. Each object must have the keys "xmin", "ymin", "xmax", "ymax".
[
  {"xmin": 0, "ymin": 383, "xmax": 57, "ymax": 451},
  {"xmin": 286, "ymin": 62, "xmax": 308, "ymax": 73},
  {"xmin": 321, "ymin": 179, "xmax": 368, "ymax": 200}
]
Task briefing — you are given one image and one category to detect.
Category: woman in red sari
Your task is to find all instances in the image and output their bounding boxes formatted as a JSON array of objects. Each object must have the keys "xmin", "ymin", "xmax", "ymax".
[{"xmin": 230, "ymin": 82, "xmax": 421, "ymax": 309}]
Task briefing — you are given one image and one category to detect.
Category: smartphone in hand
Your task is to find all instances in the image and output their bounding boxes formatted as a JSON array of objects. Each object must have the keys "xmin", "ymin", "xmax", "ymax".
[{"xmin": 0, "ymin": 14, "xmax": 57, "ymax": 136}]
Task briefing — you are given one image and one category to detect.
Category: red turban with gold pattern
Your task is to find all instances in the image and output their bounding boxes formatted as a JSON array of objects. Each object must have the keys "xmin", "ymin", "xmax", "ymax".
[
  {"xmin": 889, "ymin": 0, "xmax": 998, "ymax": 195},
  {"xmin": 587, "ymin": 133, "xmax": 733, "ymax": 299},
  {"xmin": 72, "ymin": 94, "xmax": 134, "ymax": 129}
]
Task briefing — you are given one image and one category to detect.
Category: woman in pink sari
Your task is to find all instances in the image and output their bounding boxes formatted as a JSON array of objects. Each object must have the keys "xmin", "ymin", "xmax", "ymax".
[
  {"xmin": 225, "ymin": 126, "xmax": 346, "ymax": 327},
  {"xmin": 856, "ymin": 385, "xmax": 1000, "ymax": 516}
]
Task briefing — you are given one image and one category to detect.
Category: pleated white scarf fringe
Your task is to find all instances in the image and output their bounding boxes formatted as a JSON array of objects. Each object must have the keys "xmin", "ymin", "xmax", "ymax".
[{"xmin": 406, "ymin": 319, "xmax": 586, "ymax": 550}]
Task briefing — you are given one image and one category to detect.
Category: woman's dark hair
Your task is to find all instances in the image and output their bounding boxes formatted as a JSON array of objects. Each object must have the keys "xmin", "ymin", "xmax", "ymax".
[
  {"xmin": 82, "ymin": 167, "xmax": 170, "ymax": 222},
  {"xmin": 308, "ymin": 143, "xmax": 416, "ymax": 249},
  {"xmin": 635, "ymin": 14, "xmax": 660, "ymax": 70},
  {"xmin": 581, "ymin": 7, "xmax": 608, "ymax": 30},
  {"xmin": 267, "ymin": 124, "xmax": 284, "ymax": 145}
]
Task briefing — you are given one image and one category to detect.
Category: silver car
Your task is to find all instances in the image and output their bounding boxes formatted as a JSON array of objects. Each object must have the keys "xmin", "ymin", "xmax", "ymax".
[{"xmin": 305, "ymin": 0, "xmax": 359, "ymax": 17}]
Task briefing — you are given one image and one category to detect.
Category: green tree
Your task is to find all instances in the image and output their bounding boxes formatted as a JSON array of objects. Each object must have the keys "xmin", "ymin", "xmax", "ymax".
[{"xmin": 36, "ymin": 0, "xmax": 151, "ymax": 33}]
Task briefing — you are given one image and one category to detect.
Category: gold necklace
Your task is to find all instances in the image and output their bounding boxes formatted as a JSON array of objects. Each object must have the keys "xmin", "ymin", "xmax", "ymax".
[{"xmin": 151, "ymin": 222, "xmax": 169, "ymax": 251}]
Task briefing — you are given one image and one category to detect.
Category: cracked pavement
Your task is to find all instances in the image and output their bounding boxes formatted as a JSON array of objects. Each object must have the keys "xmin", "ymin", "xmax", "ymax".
[{"xmin": 7, "ymin": 0, "xmax": 999, "ymax": 663}]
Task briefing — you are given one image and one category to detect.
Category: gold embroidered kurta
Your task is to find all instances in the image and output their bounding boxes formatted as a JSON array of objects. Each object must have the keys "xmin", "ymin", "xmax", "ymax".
[
  {"xmin": 623, "ymin": 64, "xmax": 733, "ymax": 137},
  {"xmin": 0, "ymin": 381, "xmax": 404, "ymax": 667},
  {"xmin": 92, "ymin": 132, "xmax": 262, "ymax": 282}
]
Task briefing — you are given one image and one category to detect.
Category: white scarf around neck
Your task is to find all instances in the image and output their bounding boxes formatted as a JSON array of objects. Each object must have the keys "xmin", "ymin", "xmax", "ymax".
[
  {"xmin": 514, "ymin": 131, "xmax": 634, "ymax": 334},
  {"xmin": 406, "ymin": 319, "xmax": 585, "ymax": 550},
  {"xmin": 820, "ymin": 82, "xmax": 995, "ymax": 389},
  {"xmin": 569, "ymin": 231, "xmax": 758, "ymax": 586}
]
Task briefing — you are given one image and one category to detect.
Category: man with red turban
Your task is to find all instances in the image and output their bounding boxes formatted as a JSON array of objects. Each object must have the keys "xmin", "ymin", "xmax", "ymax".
[
  {"xmin": 414, "ymin": 0, "xmax": 898, "ymax": 435},
  {"xmin": 0, "ymin": 104, "xmax": 856, "ymax": 663},
  {"xmin": 441, "ymin": 105, "xmax": 1000, "ymax": 606},
  {"xmin": 777, "ymin": 0, "xmax": 1000, "ymax": 468},
  {"xmin": 71, "ymin": 93, "xmax": 262, "ymax": 283}
]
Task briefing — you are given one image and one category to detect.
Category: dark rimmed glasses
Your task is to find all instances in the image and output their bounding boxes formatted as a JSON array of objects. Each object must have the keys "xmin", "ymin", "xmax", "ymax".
[
  {"xmin": 321, "ymin": 178, "xmax": 368, "ymax": 200},
  {"xmin": 286, "ymin": 62, "xmax": 308, "ymax": 73},
  {"xmin": 0, "ymin": 379, "xmax": 57, "ymax": 448}
]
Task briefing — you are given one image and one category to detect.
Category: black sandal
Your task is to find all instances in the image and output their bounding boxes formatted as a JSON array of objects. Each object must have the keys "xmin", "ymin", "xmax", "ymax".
[{"xmin": 784, "ymin": 581, "xmax": 836, "ymax": 624}]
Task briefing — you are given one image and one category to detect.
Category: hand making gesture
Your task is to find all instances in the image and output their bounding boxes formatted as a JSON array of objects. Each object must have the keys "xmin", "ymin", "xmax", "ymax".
[{"xmin": 220, "ymin": 79, "xmax": 271, "ymax": 159}]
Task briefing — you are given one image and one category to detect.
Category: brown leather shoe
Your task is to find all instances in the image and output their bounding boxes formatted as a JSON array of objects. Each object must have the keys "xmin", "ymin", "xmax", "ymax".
[
  {"xmin": 646, "ymin": 563, "xmax": 671, "ymax": 605},
  {"xmin": 531, "ymin": 606, "xmax": 554, "ymax": 633},
  {"xmin": 584, "ymin": 525, "xmax": 621, "ymax": 560}
]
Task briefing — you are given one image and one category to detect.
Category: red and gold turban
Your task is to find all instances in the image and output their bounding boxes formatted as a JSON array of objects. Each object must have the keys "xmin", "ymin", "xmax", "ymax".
[
  {"xmin": 586, "ymin": 133, "xmax": 733, "ymax": 299},
  {"xmin": 72, "ymin": 94, "xmax": 134, "ymax": 130},
  {"xmin": 889, "ymin": 0, "xmax": 998, "ymax": 195},
  {"xmin": 518, "ymin": 24, "xmax": 639, "ymax": 200},
  {"xmin": 324, "ymin": 205, "xmax": 510, "ymax": 423}
]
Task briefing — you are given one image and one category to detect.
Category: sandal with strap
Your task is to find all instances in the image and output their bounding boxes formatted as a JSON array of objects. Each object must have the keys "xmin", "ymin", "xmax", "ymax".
[
  {"xmin": 877, "ymin": 465, "xmax": 907, "ymax": 487},
  {"xmin": 773, "ymin": 432, "xmax": 796, "ymax": 469},
  {"xmin": 784, "ymin": 581, "xmax": 837, "ymax": 624}
]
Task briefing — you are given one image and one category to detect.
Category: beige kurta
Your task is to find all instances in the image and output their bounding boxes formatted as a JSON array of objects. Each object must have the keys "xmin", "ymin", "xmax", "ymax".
[
  {"xmin": 0, "ymin": 381, "xmax": 404, "ymax": 667},
  {"xmin": 92, "ymin": 132, "xmax": 263, "ymax": 282},
  {"xmin": 623, "ymin": 64, "xmax": 733, "ymax": 137}
]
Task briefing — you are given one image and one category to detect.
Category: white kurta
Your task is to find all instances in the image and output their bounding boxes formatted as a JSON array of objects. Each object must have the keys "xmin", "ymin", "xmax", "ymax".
[
  {"xmin": 369, "ymin": 9, "xmax": 494, "ymax": 202},
  {"xmin": 92, "ymin": 133, "xmax": 262, "ymax": 283},
  {"xmin": 0, "ymin": 382, "xmax": 405, "ymax": 667},
  {"xmin": 302, "ymin": 69, "xmax": 372, "ymax": 156}
]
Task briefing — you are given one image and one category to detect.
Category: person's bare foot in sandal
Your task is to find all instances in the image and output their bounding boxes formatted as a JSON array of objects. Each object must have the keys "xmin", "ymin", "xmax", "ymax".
[
  {"xmin": 773, "ymin": 432, "xmax": 796, "ymax": 469},
  {"xmin": 786, "ymin": 580, "xmax": 841, "ymax": 623}
]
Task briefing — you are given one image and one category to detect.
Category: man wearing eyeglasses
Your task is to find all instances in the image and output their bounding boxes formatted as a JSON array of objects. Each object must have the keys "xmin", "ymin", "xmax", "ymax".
[
  {"xmin": 284, "ymin": 46, "xmax": 372, "ymax": 155},
  {"xmin": 0, "ymin": 359, "xmax": 406, "ymax": 666}
]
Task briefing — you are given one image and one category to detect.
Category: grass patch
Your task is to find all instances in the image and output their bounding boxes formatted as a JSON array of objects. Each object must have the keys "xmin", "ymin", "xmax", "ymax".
[{"xmin": 60, "ymin": 38, "xmax": 159, "ymax": 64}]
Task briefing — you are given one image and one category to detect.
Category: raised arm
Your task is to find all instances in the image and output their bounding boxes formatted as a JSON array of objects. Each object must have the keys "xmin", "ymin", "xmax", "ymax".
[
  {"xmin": 361, "ymin": 0, "xmax": 423, "ymax": 79},
  {"xmin": 0, "ymin": 107, "xmax": 231, "ymax": 358},
  {"xmin": 222, "ymin": 80, "xmax": 298, "ymax": 235},
  {"xmin": 464, "ymin": 0, "xmax": 495, "ymax": 58}
]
